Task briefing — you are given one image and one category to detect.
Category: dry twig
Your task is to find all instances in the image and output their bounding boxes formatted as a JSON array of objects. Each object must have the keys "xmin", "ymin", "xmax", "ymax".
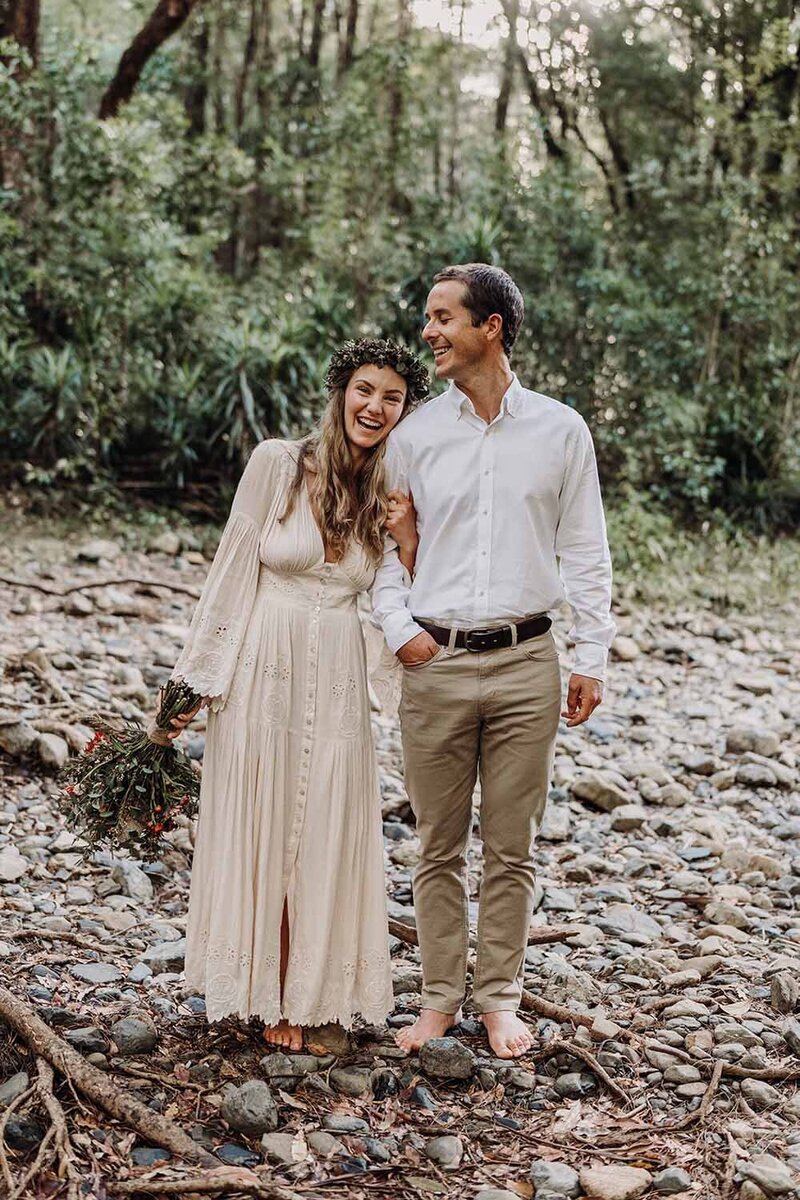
[{"xmin": 0, "ymin": 573, "xmax": 200, "ymax": 599}]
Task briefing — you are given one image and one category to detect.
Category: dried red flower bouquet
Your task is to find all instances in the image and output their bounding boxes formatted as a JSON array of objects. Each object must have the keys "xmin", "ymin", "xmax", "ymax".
[{"xmin": 60, "ymin": 679, "xmax": 202, "ymax": 858}]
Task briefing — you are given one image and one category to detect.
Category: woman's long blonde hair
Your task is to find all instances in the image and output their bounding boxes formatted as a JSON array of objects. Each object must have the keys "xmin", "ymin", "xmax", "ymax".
[{"xmin": 280, "ymin": 340, "xmax": 429, "ymax": 564}]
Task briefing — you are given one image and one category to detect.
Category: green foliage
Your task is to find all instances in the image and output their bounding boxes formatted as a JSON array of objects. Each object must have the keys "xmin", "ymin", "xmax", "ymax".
[{"xmin": 0, "ymin": 3, "xmax": 798, "ymax": 530}]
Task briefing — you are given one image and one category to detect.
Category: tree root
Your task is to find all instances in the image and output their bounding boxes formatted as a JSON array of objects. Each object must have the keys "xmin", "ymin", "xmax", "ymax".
[
  {"xmin": 387, "ymin": 920, "xmax": 572, "ymax": 950},
  {"xmin": 6, "ymin": 927, "xmax": 112, "ymax": 951},
  {"xmin": 0, "ymin": 573, "xmax": 200, "ymax": 599},
  {"xmin": 0, "ymin": 984, "xmax": 217, "ymax": 1172},
  {"xmin": 33, "ymin": 1057, "xmax": 82, "ymax": 1200},
  {"xmin": 113, "ymin": 1167, "xmax": 302, "ymax": 1198}
]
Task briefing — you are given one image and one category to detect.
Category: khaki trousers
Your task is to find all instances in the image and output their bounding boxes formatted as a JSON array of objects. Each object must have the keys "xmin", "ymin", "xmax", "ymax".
[{"xmin": 399, "ymin": 629, "xmax": 561, "ymax": 1013}]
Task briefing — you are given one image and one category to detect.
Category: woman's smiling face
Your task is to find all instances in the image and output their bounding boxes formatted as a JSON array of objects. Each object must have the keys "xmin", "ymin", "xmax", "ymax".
[{"xmin": 343, "ymin": 363, "xmax": 408, "ymax": 460}]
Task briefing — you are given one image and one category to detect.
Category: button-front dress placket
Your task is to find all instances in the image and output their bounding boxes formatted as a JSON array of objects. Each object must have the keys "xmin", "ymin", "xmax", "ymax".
[{"xmin": 283, "ymin": 562, "xmax": 332, "ymax": 889}]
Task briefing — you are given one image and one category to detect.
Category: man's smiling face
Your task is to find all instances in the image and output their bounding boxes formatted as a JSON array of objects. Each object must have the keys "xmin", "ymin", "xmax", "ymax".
[{"xmin": 422, "ymin": 279, "xmax": 491, "ymax": 380}]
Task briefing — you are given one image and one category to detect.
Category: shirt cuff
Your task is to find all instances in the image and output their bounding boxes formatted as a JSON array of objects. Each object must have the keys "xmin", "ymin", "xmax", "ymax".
[
  {"xmin": 383, "ymin": 611, "xmax": 426, "ymax": 654},
  {"xmin": 571, "ymin": 642, "xmax": 608, "ymax": 683}
]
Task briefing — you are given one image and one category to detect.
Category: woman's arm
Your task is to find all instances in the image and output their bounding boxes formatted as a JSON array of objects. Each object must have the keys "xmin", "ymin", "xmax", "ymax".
[{"xmin": 385, "ymin": 490, "xmax": 418, "ymax": 579}]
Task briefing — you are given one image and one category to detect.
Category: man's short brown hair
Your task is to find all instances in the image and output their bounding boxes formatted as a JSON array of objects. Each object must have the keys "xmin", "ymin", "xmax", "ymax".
[{"xmin": 432, "ymin": 263, "xmax": 524, "ymax": 356}]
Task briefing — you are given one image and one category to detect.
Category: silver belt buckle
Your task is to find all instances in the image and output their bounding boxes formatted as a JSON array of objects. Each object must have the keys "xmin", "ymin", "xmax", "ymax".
[{"xmin": 464, "ymin": 624, "xmax": 514, "ymax": 653}]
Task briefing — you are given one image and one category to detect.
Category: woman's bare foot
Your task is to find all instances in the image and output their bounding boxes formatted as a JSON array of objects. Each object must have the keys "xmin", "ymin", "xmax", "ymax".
[
  {"xmin": 480, "ymin": 1011, "xmax": 534, "ymax": 1059},
  {"xmin": 263, "ymin": 1020, "xmax": 303, "ymax": 1052},
  {"xmin": 395, "ymin": 1008, "xmax": 463, "ymax": 1053}
]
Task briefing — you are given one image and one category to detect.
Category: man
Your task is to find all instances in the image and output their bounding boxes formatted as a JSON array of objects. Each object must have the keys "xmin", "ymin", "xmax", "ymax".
[{"xmin": 372, "ymin": 263, "xmax": 615, "ymax": 1059}]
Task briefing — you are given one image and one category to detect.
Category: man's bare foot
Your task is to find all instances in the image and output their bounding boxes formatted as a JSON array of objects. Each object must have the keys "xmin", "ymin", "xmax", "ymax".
[
  {"xmin": 480, "ymin": 1011, "xmax": 534, "ymax": 1059},
  {"xmin": 263, "ymin": 1020, "xmax": 303, "ymax": 1052},
  {"xmin": 395, "ymin": 1008, "xmax": 463, "ymax": 1053}
]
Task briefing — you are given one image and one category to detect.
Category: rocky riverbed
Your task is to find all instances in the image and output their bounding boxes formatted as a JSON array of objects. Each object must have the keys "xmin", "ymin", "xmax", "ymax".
[{"xmin": 1, "ymin": 520, "xmax": 799, "ymax": 1200}]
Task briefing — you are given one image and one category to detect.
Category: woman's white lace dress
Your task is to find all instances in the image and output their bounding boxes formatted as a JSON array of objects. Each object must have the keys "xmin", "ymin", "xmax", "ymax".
[{"xmin": 171, "ymin": 438, "xmax": 394, "ymax": 1027}]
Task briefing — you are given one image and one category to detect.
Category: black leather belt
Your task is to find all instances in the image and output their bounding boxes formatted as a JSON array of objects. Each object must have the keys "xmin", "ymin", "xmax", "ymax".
[{"xmin": 415, "ymin": 614, "xmax": 551, "ymax": 653}]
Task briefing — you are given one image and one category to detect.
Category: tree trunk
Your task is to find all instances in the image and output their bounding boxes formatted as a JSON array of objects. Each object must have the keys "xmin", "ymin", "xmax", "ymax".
[
  {"xmin": 307, "ymin": 0, "xmax": 325, "ymax": 70},
  {"xmin": 338, "ymin": 0, "xmax": 358, "ymax": 75},
  {"xmin": 99, "ymin": 0, "xmax": 205, "ymax": 120},
  {"xmin": 387, "ymin": 0, "xmax": 410, "ymax": 212},
  {"xmin": 184, "ymin": 9, "xmax": 209, "ymax": 136},
  {"xmin": 495, "ymin": 0, "xmax": 517, "ymax": 134},
  {"xmin": 0, "ymin": 0, "xmax": 40, "ymax": 66},
  {"xmin": 235, "ymin": 0, "xmax": 260, "ymax": 135}
]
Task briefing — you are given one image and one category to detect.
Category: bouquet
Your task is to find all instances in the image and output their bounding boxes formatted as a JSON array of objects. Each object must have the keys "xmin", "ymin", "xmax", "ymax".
[{"xmin": 60, "ymin": 679, "xmax": 203, "ymax": 858}]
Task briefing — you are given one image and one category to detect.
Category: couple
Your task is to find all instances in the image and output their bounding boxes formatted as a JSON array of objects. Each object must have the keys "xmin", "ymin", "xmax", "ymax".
[{"xmin": 166, "ymin": 262, "xmax": 615, "ymax": 1061}]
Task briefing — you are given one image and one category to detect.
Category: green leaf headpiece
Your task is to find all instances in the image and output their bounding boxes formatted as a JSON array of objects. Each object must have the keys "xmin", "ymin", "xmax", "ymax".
[{"xmin": 325, "ymin": 338, "xmax": 430, "ymax": 408}]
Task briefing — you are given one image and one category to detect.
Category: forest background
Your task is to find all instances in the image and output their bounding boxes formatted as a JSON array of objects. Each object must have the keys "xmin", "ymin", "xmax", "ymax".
[{"xmin": 1, "ymin": 0, "xmax": 799, "ymax": 576}]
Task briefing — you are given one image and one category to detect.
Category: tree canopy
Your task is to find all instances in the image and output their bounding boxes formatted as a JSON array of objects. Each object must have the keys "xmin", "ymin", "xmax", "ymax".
[{"xmin": 1, "ymin": 0, "xmax": 798, "ymax": 527}]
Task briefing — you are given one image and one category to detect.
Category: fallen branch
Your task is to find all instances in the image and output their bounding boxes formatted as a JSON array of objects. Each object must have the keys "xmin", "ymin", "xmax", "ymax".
[
  {"xmin": 113, "ymin": 1167, "xmax": 301, "ymax": 1198},
  {"xmin": 670, "ymin": 1060, "xmax": 724, "ymax": 1129},
  {"xmin": 537, "ymin": 1038, "xmax": 630, "ymax": 1105},
  {"xmin": 6, "ymin": 928, "xmax": 111, "ymax": 951},
  {"xmin": 389, "ymin": 919, "xmax": 573, "ymax": 950},
  {"xmin": 0, "ymin": 573, "xmax": 201, "ymax": 600},
  {"xmin": 520, "ymin": 988, "xmax": 594, "ymax": 1031},
  {"xmin": 0, "ymin": 985, "xmax": 217, "ymax": 1170}
]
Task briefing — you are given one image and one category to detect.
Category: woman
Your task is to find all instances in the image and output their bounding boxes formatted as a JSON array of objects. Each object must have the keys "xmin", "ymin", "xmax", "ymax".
[{"xmin": 164, "ymin": 338, "xmax": 428, "ymax": 1050}]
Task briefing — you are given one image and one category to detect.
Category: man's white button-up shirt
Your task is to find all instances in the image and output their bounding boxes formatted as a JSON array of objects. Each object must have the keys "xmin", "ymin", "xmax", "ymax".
[{"xmin": 371, "ymin": 374, "xmax": 616, "ymax": 681}]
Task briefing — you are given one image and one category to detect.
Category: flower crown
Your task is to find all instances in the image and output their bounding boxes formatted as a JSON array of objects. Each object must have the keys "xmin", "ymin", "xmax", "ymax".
[{"xmin": 325, "ymin": 338, "xmax": 430, "ymax": 408}]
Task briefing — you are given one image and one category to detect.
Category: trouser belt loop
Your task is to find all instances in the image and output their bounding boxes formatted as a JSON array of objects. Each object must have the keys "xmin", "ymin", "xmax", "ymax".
[
  {"xmin": 509, "ymin": 622, "xmax": 518, "ymax": 648},
  {"xmin": 447, "ymin": 624, "xmax": 458, "ymax": 653}
]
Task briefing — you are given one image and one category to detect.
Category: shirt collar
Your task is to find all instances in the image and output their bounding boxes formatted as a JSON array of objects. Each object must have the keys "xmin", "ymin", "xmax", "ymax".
[{"xmin": 450, "ymin": 373, "xmax": 523, "ymax": 420}]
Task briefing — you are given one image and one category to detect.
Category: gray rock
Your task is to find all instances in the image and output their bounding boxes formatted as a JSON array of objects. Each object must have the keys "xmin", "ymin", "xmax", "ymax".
[
  {"xmin": 142, "ymin": 938, "xmax": 186, "ymax": 973},
  {"xmin": 0, "ymin": 716, "xmax": 38, "ymax": 757},
  {"xmin": 111, "ymin": 862, "xmax": 154, "ymax": 904},
  {"xmin": 147, "ymin": 531, "xmax": 181, "ymax": 556},
  {"xmin": 69, "ymin": 962, "xmax": 123, "ymax": 984},
  {"xmin": 570, "ymin": 771, "xmax": 630, "ymax": 812},
  {"xmin": 260, "ymin": 1131, "xmax": 300, "ymax": 1165},
  {"xmin": 782, "ymin": 1017, "xmax": 800, "ymax": 1056},
  {"xmin": 579, "ymin": 1164, "xmax": 653, "ymax": 1199},
  {"xmin": 330, "ymin": 1066, "xmax": 371, "ymax": 1097},
  {"xmin": 419, "ymin": 1037, "xmax": 475, "ymax": 1079},
  {"xmin": 597, "ymin": 903, "xmax": 662, "ymax": 943},
  {"xmin": 76, "ymin": 539, "xmax": 122, "ymax": 562},
  {"xmin": 425, "ymin": 1135, "xmax": 463, "ymax": 1170},
  {"xmin": 321, "ymin": 1114, "xmax": 369, "ymax": 1134},
  {"xmin": 653, "ymin": 1167, "xmax": 692, "ymax": 1193},
  {"xmin": 737, "ymin": 1154, "xmax": 796, "ymax": 1196},
  {"xmin": 307, "ymin": 1130, "xmax": 344, "ymax": 1156},
  {"xmin": 725, "ymin": 726, "xmax": 780, "ymax": 758},
  {"xmin": 736, "ymin": 763, "xmax": 778, "ymax": 788},
  {"xmin": 530, "ymin": 1160, "xmax": 581, "ymax": 1196},
  {"xmin": 476, "ymin": 1193, "xmax": 521, "ymax": 1200},
  {"xmin": 770, "ymin": 972, "xmax": 799, "ymax": 1015},
  {"xmin": 741, "ymin": 1078, "xmax": 781, "ymax": 1109},
  {"xmin": 610, "ymin": 804, "xmax": 648, "ymax": 832},
  {"xmin": 0, "ymin": 1072, "xmax": 30, "ymax": 1108},
  {"xmin": 554, "ymin": 1072, "xmax": 597, "ymax": 1099},
  {"xmin": 663, "ymin": 1064, "xmax": 702, "ymax": 1084},
  {"xmin": 36, "ymin": 732, "xmax": 69, "ymax": 771},
  {"xmin": 66, "ymin": 1027, "xmax": 110, "ymax": 1055},
  {"xmin": 110, "ymin": 1016, "xmax": 158, "ymax": 1056},
  {"xmin": 539, "ymin": 805, "xmax": 571, "ymax": 842},
  {"xmin": 0, "ymin": 846, "xmax": 30, "ymax": 882},
  {"xmin": 220, "ymin": 1080, "xmax": 278, "ymax": 1137}
]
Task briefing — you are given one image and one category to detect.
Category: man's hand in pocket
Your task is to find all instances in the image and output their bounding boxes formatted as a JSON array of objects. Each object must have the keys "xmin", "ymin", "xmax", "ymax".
[{"xmin": 396, "ymin": 632, "xmax": 440, "ymax": 666}]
